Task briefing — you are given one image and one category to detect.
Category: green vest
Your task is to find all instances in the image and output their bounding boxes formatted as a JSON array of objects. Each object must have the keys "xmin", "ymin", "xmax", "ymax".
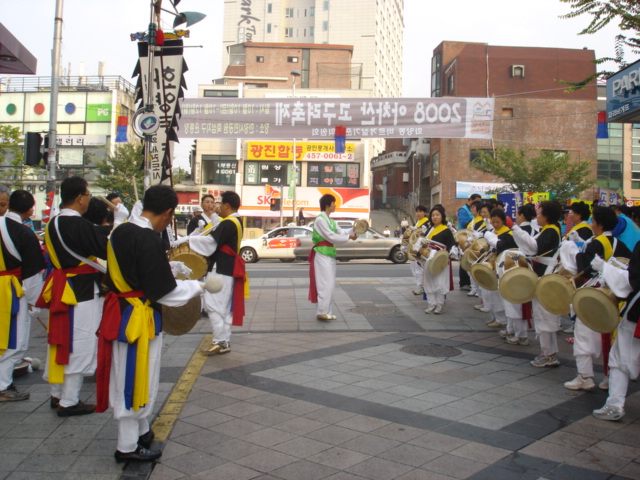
[{"xmin": 312, "ymin": 213, "xmax": 337, "ymax": 257}]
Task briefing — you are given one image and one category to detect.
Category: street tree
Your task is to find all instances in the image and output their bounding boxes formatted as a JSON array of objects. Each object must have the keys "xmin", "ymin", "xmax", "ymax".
[
  {"xmin": 0, "ymin": 125, "xmax": 27, "ymax": 187},
  {"xmin": 95, "ymin": 143, "xmax": 145, "ymax": 204},
  {"xmin": 471, "ymin": 147, "xmax": 595, "ymax": 202},
  {"xmin": 560, "ymin": 0, "xmax": 640, "ymax": 87}
]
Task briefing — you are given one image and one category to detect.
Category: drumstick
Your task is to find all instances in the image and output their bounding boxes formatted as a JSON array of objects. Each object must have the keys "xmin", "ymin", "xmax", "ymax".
[
  {"xmin": 536, "ymin": 248, "xmax": 558, "ymax": 258},
  {"xmin": 36, "ymin": 316, "xmax": 47, "ymax": 331},
  {"xmin": 97, "ymin": 195, "xmax": 117, "ymax": 210}
]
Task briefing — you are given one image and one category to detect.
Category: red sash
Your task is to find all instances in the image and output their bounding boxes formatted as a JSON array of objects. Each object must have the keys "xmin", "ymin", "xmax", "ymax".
[
  {"xmin": 308, "ymin": 241, "xmax": 333, "ymax": 303},
  {"xmin": 95, "ymin": 289, "xmax": 144, "ymax": 413},
  {"xmin": 219, "ymin": 244, "xmax": 246, "ymax": 326},
  {"xmin": 522, "ymin": 301, "xmax": 533, "ymax": 328},
  {"xmin": 36, "ymin": 264, "xmax": 98, "ymax": 365},
  {"xmin": 0, "ymin": 268, "xmax": 22, "ymax": 280}
]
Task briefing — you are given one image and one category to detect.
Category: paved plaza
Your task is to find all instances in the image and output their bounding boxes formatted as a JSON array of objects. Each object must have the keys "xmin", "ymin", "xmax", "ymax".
[{"xmin": 1, "ymin": 269, "xmax": 640, "ymax": 479}]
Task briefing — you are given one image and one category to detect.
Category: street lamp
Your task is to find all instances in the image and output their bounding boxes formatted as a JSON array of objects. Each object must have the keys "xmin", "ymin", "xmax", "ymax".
[{"xmin": 291, "ymin": 69, "xmax": 300, "ymax": 225}]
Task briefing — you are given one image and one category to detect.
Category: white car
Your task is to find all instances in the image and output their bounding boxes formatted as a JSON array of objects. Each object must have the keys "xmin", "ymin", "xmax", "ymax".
[{"xmin": 240, "ymin": 226, "xmax": 313, "ymax": 263}]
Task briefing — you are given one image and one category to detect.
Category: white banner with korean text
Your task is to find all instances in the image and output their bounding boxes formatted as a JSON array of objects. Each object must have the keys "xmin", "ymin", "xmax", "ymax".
[{"xmin": 178, "ymin": 97, "xmax": 494, "ymax": 140}]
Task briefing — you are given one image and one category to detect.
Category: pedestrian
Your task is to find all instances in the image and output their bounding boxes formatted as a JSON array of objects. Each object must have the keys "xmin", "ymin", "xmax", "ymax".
[
  {"xmin": 0, "ymin": 190, "xmax": 45, "ymax": 402},
  {"xmin": 36, "ymin": 176, "xmax": 125, "ymax": 416},
  {"xmin": 188, "ymin": 192, "xmax": 248, "ymax": 355},
  {"xmin": 394, "ymin": 226, "xmax": 402, "ymax": 238},
  {"xmin": 308, "ymin": 193, "xmax": 358, "ymax": 321},
  {"xmin": 96, "ymin": 185, "xmax": 205, "ymax": 463},
  {"xmin": 298, "ymin": 207, "xmax": 306, "ymax": 226},
  {"xmin": 383, "ymin": 226, "xmax": 391, "ymax": 237},
  {"xmin": 400, "ymin": 217, "xmax": 409, "ymax": 234}
]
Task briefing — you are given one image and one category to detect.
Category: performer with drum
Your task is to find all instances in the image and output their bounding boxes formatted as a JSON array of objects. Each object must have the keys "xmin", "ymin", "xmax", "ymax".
[
  {"xmin": 591, "ymin": 241, "xmax": 640, "ymax": 421},
  {"xmin": 566, "ymin": 201, "xmax": 593, "ymax": 244},
  {"xmin": 422, "ymin": 205, "xmax": 455, "ymax": 314},
  {"xmin": 466, "ymin": 200, "xmax": 487, "ymax": 300},
  {"xmin": 186, "ymin": 194, "xmax": 220, "ymax": 235},
  {"xmin": 564, "ymin": 206, "xmax": 630, "ymax": 391},
  {"xmin": 96, "ymin": 185, "xmax": 206, "ymax": 463},
  {"xmin": 512, "ymin": 201, "xmax": 563, "ymax": 367},
  {"xmin": 411, "ymin": 205, "xmax": 429, "ymax": 296},
  {"xmin": 458, "ymin": 194, "xmax": 481, "ymax": 292},
  {"xmin": 516, "ymin": 204, "xmax": 536, "ymax": 236},
  {"xmin": 0, "ymin": 190, "xmax": 45, "ymax": 402},
  {"xmin": 307, "ymin": 194, "xmax": 358, "ymax": 320}
]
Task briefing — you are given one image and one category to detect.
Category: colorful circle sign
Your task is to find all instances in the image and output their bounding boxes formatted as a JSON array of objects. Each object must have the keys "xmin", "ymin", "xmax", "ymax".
[
  {"xmin": 65, "ymin": 103, "xmax": 76, "ymax": 114},
  {"xmin": 34, "ymin": 103, "xmax": 45, "ymax": 115},
  {"xmin": 6, "ymin": 104, "xmax": 16, "ymax": 115}
]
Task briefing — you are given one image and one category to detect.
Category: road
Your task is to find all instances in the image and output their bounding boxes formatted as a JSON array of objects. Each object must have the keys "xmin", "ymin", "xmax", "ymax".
[{"xmin": 246, "ymin": 259, "xmax": 415, "ymax": 278}]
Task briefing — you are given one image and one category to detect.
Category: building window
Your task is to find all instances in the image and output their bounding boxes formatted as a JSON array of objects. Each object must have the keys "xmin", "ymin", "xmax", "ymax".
[
  {"xmin": 203, "ymin": 89, "xmax": 239, "ymax": 97},
  {"xmin": 502, "ymin": 108, "xmax": 514, "ymax": 117},
  {"xmin": 309, "ymin": 26, "xmax": 314, "ymax": 36},
  {"xmin": 266, "ymin": 23, "xmax": 271, "ymax": 33},
  {"xmin": 267, "ymin": 3, "xmax": 272, "ymax": 13},
  {"xmin": 285, "ymin": 8, "xmax": 294, "ymax": 17},
  {"xmin": 303, "ymin": 28, "xmax": 306, "ymax": 37},
  {"xmin": 322, "ymin": 20, "xmax": 329, "ymax": 31},
  {"xmin": 256, "ymin": 56, "xmax": 264, "ymax": 63},
  {"xmin": 244, "ymin": 162, "xmax": 300, "ymax": 186},
  {"xmin": 201, "ymin": 157, "xmax": 238, "ymax": 185},
  {"xmin": 285, "ymin": 27, "xmax": 293, "ymax": 37},
  {"xmin": 323, "ymin": 0, "xmax": 329, "ymax": 10},
  {"xmin": 470, "ymin": 149, "xmax": 494, "ymax": 166},
  {"xmin": 431, "ymin": 152, "xmax": 440, "ymax": 181},
  {"xmin": 447, "ymin": 75, "xmax": 454, "ymax": 94},
  {"xmin": 307, "ymin": 163, "xmax": 360, "ymax": 188},
  {"xmin": 287, "ymin": 56, "xmax": 299, "ymax": 63},
  {"xmin": 512, "ymin": 65, "xmax": 525, "ymax": 78},
  {"xmin": 310, "ymin": 6, "xmax": 315, "ymax": 16},
  {"xmin": 430, "ymin": 53, "xmax": 441, "ymax": 97}
]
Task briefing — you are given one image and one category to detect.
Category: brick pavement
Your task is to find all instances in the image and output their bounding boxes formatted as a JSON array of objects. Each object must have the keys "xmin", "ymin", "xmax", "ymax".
[{"xmin": 1, "ymin": 270, "xmax": 639, "ymax": 480}]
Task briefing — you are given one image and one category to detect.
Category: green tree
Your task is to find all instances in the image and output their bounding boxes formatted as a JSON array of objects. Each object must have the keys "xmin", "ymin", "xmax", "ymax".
[
  {"xmin": 560, "ymin": 0, "xmax": 640, "ymax": 87},
  {"xmin": 472, "ymin": 148, "xmax": 595, "ymax": 203},
  {"xmin": 96, "ymin": 143, "xmax": 145, "ymax": 204},
  {"xmin": 0, "ymin": 125, "xmax": 27, "ymax": 187}
]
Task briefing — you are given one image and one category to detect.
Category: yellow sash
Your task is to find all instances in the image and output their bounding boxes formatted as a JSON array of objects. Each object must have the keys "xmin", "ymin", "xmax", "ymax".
[
  {"xmin": 427, "ymin": 224, "xmax": 448, "ymax": 240},
  {"xmin": 0, "ymin": 240, "xmax": 24, "ymax": 355},
  {"xmin": 541, "ymin": 224, "xmax": 561, "ymax": 240},
  {"xmin": 467, "ymin": 216, "xmax": 485, "ymax": 230},
  {"xmin": 106, "ymin": 237, "xmax": 155, "ymax": 412},
  {"xmin": 594, "ymin": 234, "xmax": 614, "ymax": 261},
  {"xmin": 416, "ymin": 217, "xmax": 429, "ymax": 228},
  {"xmin": 494, "ymin": 225, "xmax": 512, "ymax": 236},
  {"xmin": 565, "ymin": 222, "xmax": 592, "ymax": 239},
  {"xmin": 221, "ymin": 215, "xmax": 250, "ymax": 299}
]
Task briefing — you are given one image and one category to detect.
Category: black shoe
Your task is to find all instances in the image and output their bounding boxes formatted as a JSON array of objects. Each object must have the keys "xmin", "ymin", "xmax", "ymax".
[
  {"xmin": 50, "ymin": 396, "xmax": 60, "ymax": 409},
  {"xmin": 138, "ymin": 429, "xmax": 155, "ymax": 449},
  {"xmin": 57, "ymin": 401, "xmax": 96, "ymax": 417},
  {"xmin": 114, "ymin": 446, "xmax": 162, "ymax": 463}
]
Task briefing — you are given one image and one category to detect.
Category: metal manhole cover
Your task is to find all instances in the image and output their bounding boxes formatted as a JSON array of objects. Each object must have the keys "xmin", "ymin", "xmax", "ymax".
[
  {"xmin": 348, "ymin": 307, "xmax": 399, "ymax": 315},
  {"xmin": 401, "ymin": 344, "xmax": 462, "ymax": 357}
]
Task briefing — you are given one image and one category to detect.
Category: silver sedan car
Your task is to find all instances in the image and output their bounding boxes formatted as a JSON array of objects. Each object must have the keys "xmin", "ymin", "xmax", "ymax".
[{"xmin": 294, "ymin": 227, "xmax": 407, "ymax": 264}]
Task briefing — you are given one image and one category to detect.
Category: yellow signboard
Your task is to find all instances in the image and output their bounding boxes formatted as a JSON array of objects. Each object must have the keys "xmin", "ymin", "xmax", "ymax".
[{"xmin": 247, "ymin": 141, "xmax": 355, "ymax": 161}]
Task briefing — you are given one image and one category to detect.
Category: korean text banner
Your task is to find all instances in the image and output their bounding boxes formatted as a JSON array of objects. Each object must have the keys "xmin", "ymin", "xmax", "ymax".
[{"xmin": 179, "ymin": 97, "xmax": 495, "ymax": 140}]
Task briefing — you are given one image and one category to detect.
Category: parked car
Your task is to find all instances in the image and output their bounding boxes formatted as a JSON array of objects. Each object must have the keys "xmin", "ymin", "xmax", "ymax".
[
  {"xmin": 240, "ymin": 226, "xmax": 313, "ymax": 263},
  {"xmin": 294, "ymin": 227, "xmax": 407, "ymax": 264}
]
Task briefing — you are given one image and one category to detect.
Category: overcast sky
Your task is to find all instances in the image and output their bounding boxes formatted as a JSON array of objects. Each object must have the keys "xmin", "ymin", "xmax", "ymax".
[{"xmin": 2, "ymin": 0, "xmax": 628, "ymax": 167}]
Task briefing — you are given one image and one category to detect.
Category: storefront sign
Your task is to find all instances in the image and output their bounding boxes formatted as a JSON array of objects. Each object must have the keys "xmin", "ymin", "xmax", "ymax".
[{"xmin": 247, "ymin": 141, "xmax": 355, "ymax": 161}]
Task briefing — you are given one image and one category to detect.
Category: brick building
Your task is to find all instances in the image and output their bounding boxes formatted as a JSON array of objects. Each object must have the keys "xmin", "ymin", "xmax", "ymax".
[{"xmin": 372, "ymin": 41, "xmax": 598, "ymax": 221}]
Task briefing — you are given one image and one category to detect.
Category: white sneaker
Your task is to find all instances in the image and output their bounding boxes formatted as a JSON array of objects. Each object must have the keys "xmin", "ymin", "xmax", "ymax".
[
  {"xmin": 530, "ymin": 354, "xmax": 559, "ymax": 367},
  {"xmin": 473, "ymin": 304, "xmax": 484, "ymax": 310},
  {"xmin": 599, "ymin": 376, "xmax": 609, "ymax": 390},
  {"xmin": 468, "ymin": 289, "xmax": 478, "ymax": 297},
  {"xmin": 593, "ymin": 404, "xmax": 624, "ymax": 421},
  {"xmin": 424, "ymin": 305, "xmax": 436, "ymax": 314},
  {"xmin": 413, "ymin": 287, "xmax": 424, "ymax": 295},
  {"xmin": 499, "ymin": 329, "xmax": 509, "ymax": 338},
  {"xmin": 564, "ymin": 375, "xmax": 595, "ymax": 390},
  {"xmin": 433, "ymin": 305, "xmax": 443, "ymax": 314},
  {"xmin": 506, "ymin": 336, "xmax": 529, "ymax": 346}
]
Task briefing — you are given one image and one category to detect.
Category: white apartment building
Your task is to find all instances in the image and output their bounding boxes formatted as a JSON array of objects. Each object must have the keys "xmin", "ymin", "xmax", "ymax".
[{"xmin": 222, "ymin": 0, "xmax": 404, "ymax": 98}]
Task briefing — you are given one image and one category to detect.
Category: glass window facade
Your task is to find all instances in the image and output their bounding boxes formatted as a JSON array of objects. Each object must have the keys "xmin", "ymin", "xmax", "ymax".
[{"xmin": 598, "ymin": 123, "xmax": 624, "ymax": 190}]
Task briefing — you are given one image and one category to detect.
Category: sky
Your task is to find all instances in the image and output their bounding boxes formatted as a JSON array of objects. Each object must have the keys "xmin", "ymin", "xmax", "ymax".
[{"xmin": 1, "ymin": 0, "xmax": 629, "ymax": 168}]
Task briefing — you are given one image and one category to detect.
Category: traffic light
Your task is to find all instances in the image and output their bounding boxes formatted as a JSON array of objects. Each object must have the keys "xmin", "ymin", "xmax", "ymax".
[
  {"xmin": 24, "ymin": 132, "xmax": 43, "ymax": 166},
  {"xmin": 269, "ymin": 197, "xmax": 281, "ymax": 211}
]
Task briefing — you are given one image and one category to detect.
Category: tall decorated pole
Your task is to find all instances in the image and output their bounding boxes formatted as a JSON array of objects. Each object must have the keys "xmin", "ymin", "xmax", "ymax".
[{"xmin": 131, "ymin": 1, "xmax": 205, "ymax": 189}]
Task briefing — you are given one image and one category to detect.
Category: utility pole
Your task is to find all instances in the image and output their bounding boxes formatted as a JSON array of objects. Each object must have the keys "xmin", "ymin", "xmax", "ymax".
[{"xmin": 45, "ymin": 0, "xmax": 64, "ymax": 196}]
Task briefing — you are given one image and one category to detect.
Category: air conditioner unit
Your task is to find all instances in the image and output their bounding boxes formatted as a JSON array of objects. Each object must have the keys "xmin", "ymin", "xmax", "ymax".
[
  {"xmin": 511, "ymin": 65, "xmax": 525, "ymax": 78},
  {"xmin": 402, "ymin": 173, "xmax": 409, "ymax": 182}
]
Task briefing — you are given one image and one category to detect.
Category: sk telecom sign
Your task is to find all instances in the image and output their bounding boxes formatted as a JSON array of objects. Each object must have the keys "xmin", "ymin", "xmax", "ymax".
[{"xmin": 179, "ymin": 97, "xmax": 494, "ymax": 139}]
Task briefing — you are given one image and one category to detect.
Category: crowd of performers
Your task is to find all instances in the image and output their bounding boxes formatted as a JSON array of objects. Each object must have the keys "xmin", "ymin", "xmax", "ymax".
[
  {"xmin": 4, "ymin": 178, "xmax": 640, "ymax": 466},
  {"xmin": 408, "ymin": 196, "xmax": 640, "ymax": 422},
  {"xmin": 0, "ymin": 177, "xmax": 247, "ymax": 463}
]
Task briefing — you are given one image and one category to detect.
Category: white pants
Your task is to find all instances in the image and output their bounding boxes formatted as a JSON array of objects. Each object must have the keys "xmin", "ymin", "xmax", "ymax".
[
  {"xmin": 0, "ymin": 296, "xmax": 30, "ymax": 390},
  {"xmin": 314, "ymin": 253, "xmax": 337, "ymax": 316},
  {"xmin": 606, "ymin": 318, "xmax": 640, "ymax": 408},
  {"xmin": 573, "ymin": 318, "xmax": 602, "ymax": 378},
  {"xmin": 423, "ymin": 261, "xmax": 449, "ymax": 302},
  {"xmin": 44, "ymin": 293, "xmax": 103, "ymax": 406},
  {"xmin": 503, "ymin": 299, "xmax": 528, "ymax": 337},
  {"xmin": 203, "ymin": 272, "xmax": 234, "ymax": 343},
  {"xmin": 532, "ymin": 298, "xmax": 560, "ymax": 356},
  {"xmin": 410, "ymin": 260, "xmax": 423, "ymax": 287},
  {"xmin": 110, "ymin": 333, "xmax": 162, "ymax": 453}
]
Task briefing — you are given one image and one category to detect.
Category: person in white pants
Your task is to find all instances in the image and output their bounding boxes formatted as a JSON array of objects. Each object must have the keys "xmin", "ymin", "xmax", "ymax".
[
  {"xmin": 0, "ymin": 190, "xmax": 45, "ymax": 401},
  {"xmin": 410, "ymin": 205, "xmax": 429, "ymax": 295},
  {"xmin": 308, "ymin": 194, "xmax": 357, "ymax": 320}
]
